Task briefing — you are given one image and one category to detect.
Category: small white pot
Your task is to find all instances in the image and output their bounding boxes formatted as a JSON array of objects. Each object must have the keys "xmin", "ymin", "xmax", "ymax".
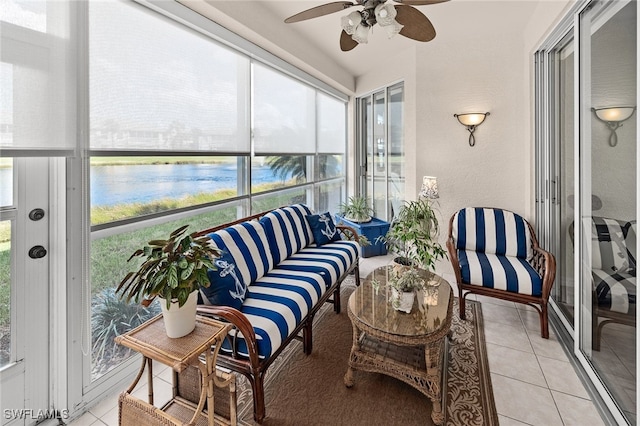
[
  {"xmin": 391, "ymin": 288, "xmax": 415, "ymax": 313},
  {"xmin": 160, "ymin": 290, "xmax": 198, "ymax": 338}
]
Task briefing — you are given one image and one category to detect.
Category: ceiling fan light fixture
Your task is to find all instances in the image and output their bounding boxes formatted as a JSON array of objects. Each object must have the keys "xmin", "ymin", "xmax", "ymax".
[
  {"xmin": 352, "ymin": 23, "xmax": 370, "ymax": 44},
  {"xmin": 374, "ymin": 3, "xmax": 397, "ymax": 26},
  {"xmin": 384, "ymin": 19, "xmax": 403, "ymax": 38},
  {"xmin": 341, "ymin": 11, "xmax": 362, "ymax": 35}
]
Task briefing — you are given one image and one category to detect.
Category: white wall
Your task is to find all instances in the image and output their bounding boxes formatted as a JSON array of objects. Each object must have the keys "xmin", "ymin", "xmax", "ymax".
[{"xmin": 355, "ymin": 0, "xmax": 574, "ymax": 275}]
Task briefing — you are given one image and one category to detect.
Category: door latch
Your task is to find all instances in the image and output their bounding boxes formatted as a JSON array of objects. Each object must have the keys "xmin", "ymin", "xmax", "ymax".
[
  {"xmin": 28, "ymin": 208, "xmax": 45, "ymax": 221},
  {"xmin": 28, "ymin": 245, "xmax": 47, "ymax": 259}
]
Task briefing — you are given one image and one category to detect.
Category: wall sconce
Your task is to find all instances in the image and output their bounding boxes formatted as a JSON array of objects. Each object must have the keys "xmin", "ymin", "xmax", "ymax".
[
  {"xmin": 591, "ymin": 106, "xmax": 636, "ymax": 147},
  {"xmin": 419, "ymin": 176, "xmax": 439, "ymax": 199},
  {"xmin": 454, "ymin": 112, "xmax": 490, "ymax": 147}
]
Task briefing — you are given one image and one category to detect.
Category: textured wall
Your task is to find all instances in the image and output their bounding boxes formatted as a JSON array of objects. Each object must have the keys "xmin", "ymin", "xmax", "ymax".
[{"xmin": 355, "ymin": 0, "xmax": 574, "ymax": 274}]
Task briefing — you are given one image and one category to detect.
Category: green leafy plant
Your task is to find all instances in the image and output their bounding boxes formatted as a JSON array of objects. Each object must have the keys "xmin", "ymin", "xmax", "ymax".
[
  {"xmin": 388, "ymin": 266, "xmax": 425, "ymax": 292},
  {"xmin": 338, "ymin": 196, "xmax": 375, "ymax": 223},
  {"xmin": 378, "ymin": 198, "xmax": 447, "ymax": 272},
  {"xmin": 116, "ymin": 225, "xmax": 220, "ymax": 309}
]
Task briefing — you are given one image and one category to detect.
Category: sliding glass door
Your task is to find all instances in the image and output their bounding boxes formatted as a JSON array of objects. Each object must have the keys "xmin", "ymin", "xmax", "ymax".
[
  {"xmin": 578, "ymin": 1, "xmax": 637, "ymax": 421},
  {"xmin": 536, "ymin": 0, "xmax": 637, "ymax": 423},
  {"xmin": 357, "ymin": 83, "xmax": 405, "ymax": 222}
]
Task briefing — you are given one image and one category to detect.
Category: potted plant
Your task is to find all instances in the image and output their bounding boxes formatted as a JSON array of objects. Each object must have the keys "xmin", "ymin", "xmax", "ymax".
[
  {"xmin": 387, "ymin": 266, "xmax": 425, "ymax": 313},
  {"xmin": 338, "ymin": 196, "xmax": 375, "ymax": 223},
  {"xmin": 378, "ymin": 198, "xmax": 447, "ymax": 312},
  {"xmin": 116, "ymin": 225, "xmax": 220, "ymax": 338},
  {"xmin": 379, "ymin": 198, "xmax": 447, "ymax": 271}
]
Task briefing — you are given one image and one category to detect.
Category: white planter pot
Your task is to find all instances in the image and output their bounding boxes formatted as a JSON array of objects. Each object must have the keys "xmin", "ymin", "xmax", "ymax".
[
  {"xmin": 391, "ymin": 288, "xmax": 415, "ymax": 313},
  {"xmin": 160, "ymin": 290, "xmax": 198, "ymax": 338}
]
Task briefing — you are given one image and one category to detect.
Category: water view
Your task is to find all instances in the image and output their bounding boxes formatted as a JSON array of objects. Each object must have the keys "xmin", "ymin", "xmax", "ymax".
[{"xmin": 0, "ymin": 163, "xmax": 290, "ymax": 208}]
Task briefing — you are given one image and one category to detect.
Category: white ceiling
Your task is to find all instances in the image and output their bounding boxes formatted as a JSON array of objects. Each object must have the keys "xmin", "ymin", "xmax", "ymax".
[{"xmin": 184, "ymin": 0, "xmax": 546, "ymax": 89}]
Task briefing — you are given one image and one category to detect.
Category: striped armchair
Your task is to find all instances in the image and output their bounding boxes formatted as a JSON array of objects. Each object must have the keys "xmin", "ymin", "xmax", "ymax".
[{"xmin": 447, "ymin": 207, "xmax": 556, "ymax": 338}]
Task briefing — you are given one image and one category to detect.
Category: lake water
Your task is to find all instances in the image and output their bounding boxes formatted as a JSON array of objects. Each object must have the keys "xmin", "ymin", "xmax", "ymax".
[{"xmin": 0, "ymin": 163, "xmax": 288, "ymax": 207}]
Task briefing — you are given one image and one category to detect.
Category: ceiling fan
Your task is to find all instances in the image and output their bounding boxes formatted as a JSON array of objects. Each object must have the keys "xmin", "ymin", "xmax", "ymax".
[{"xmin": 284, "ymin": 0, "xmax": 449, "ymax": 52}]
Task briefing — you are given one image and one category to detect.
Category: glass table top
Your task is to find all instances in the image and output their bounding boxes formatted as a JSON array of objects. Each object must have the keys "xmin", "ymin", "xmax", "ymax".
[{"xmin": 348, "ymin": 265, "xmax": 452, "ymax": 337}]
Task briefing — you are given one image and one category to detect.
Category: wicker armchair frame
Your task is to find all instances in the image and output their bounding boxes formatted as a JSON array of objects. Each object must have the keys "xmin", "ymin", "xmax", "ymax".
[
  {"xmin": 194, "ymin": 208, "xmax": 360, "ymax": 423},
  {"xmin": 446, "ymin": 208, "xmax": 556, "ymax": 339}
]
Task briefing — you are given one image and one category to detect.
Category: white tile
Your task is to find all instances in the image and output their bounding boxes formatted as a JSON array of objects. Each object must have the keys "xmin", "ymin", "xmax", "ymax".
[
  {"xmin": 89, "ymin": 391, "xmax": 121, "ymax": 419},
  {"xmin": 551, "ymin": 391, "xmax": 606, "ymax": 426},
  {"xmin": 518, "ymin": 307, "xmax": 545, "ymax": 333},
  {"xmin": 538, "ymin": 355, "xmax": 590, "ymax": 399},
  {"xmin": 487, "ymin": 343, "xmax": 547, "ymax": 387},
  {"xmin": 131, "ymin": 377, "xmax": 174, "ymax": 408},
  {"xmin": 67, "ymin": 412, "xmax": 99, "ymax": 426},
  {"xmin": 478, "ymin": 302, "xmax": 522, "ymax": 328},
  {"xmin": 99, "ymin": 406, "xmax": 119, "ymax": 426},
  {"xmin": 527, "ymin": 330, "xmax": 569, "ymax": 362},
  {"xmin": 498, "ymin": 415, "xmax": 534, "ymax": 425},
  {"xmin": 484, "ymin": 320, "xmax": 534, "ymax": 353},
  {"xmin": 491, "ymin": 374, "xmax": 563, "ymax": 425}
]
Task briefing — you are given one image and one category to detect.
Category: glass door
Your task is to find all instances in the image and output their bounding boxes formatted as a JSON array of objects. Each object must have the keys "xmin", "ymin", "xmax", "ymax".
[
  {"xmin": 578, "ymin": 1, "xmax": 637, "ymax": 422},
  {"xmin": 0, "ymin": 158, "xmax": 51, "ymax": 425},
  {"xmin": 357, "ymin": 83, "xmax": 405, "ymax": 222}
]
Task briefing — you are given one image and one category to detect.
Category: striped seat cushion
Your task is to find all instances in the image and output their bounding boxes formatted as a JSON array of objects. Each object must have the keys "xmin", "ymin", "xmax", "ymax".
[
  {"xmin": 590, "ymin": 217, "xmax": 631, "ymax": 274},
  {"xmin": 220, "ymin": 239, "xmax": 359, "ymax": 359},
  {"xmin": 208, "ymin": 221, "xmax": 274, "ymax": 286},
  {"xmin": 453, "ymin": 207, "xmax": 533, "ymax": 260},
  {"xmin": 259, "ymin": 204, "xmax": 315, "ymax": 265},
  {"xmin": 593, "ymin": 269, "xmax": 636, "ymax": 314},
  {"xmin": 458, "ymin": 249, "xmax": 543, "ymax": 296}
]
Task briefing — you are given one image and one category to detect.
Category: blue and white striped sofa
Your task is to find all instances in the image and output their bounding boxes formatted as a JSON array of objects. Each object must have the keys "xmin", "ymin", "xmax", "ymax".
[
  {"xmin": 195, "ymin": 204, "xmax": 360, "ymax": 423},
  {"xmin": 447, "ymin": 207, "xmax": 556, "ymax": 338}
]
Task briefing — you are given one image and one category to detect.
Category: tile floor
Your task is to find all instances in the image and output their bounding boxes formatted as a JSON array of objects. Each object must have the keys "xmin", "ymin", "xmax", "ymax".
[{"xmin": 69, "ymin": 255, "xmax": 608, "ymax": 426}]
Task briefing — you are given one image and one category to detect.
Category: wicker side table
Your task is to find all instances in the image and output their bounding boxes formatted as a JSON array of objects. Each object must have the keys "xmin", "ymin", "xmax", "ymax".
[{"xmin": 115, "ymin": 314, "xmax": 233, "ymax": 426}]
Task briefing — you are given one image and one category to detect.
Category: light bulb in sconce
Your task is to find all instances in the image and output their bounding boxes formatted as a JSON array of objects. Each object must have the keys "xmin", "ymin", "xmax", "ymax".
[
  {"xmin": 591, "ymin": 106, "xmax": 636, "ymax": 147},
  {"xmin": 454, "ymin": 112, "xmax": 490, "ymax": 146}
]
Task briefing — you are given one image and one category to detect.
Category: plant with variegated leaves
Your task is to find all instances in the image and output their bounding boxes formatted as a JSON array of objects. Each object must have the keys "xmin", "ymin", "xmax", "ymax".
[{"xmin": 116, "ymin": 225, "xmax": 220, "ymax": 309}]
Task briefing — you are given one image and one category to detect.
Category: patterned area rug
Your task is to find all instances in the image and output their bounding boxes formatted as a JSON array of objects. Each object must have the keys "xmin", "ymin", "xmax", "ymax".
[{"xmin": 233, "ymin": 277, "xmax": 497, "ymax": 425}]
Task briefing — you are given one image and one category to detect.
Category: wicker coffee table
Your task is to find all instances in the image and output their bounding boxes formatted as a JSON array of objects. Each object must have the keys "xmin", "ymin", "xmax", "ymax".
[{"xmin": 344, "ymin": 265, "xmax": 453, "ymax": 425}]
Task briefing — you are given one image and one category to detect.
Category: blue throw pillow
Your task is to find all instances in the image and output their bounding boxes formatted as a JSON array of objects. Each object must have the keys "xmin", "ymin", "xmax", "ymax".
[
  {"xmin": 306, "ymin": 212, "xmax": 341, "ymax": 246},
  {"xmin": 198, "ymin": 252, "xmax": 247, "ymax": 310}
]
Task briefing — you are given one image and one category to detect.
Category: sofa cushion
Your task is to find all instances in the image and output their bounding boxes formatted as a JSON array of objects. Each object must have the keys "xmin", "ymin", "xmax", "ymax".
[
  {"xmin": 591, "ymin": 217, "xmax": 631, "ymax": 274},
  {"xmin": 453, "ymin": 207, "xmax": 533, "ymax": 260},
  {"xmin": 593, "ymin": 269, "xmax": 636, "ymax": 314},
  {"xmin": 198, "ymin": 252, "xmax": 247, "ymax": 310},
  {"xmin": 457, "ymin": 249, "xmax": 542, "ymax": 296},
  {"xmin": 218, "ymin": 239, "xmax": 359, "ymax": 360},
  {"xmin": 208, "ymin": 221, "xmax": 274, "ymax": 286},
  {"xmin": 260, "ymin": 204, "xmax": 315, "ymax": 264},
  {"xmin": 305, "ymin": 212, "xmax": 341, "ymax": 246}
]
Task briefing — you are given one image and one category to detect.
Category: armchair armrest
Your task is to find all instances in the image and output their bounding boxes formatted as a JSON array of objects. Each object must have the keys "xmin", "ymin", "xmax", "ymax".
[
  {"xmin": 531, "ymin": 246, "xmax": 557, "ymax": 301},
  {"xmin": 196, "ymin": 305, "xmax": 261, "ymax": 369},
  {"xmin": 446, "ymin": 237, "xmax": 463, "ymax": 285}
]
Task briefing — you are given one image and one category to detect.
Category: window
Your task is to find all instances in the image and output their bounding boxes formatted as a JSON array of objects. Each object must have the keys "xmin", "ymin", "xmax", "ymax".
[{"xmin": 87, "ymin": 0, "xmax": 347, "ymax": 385}]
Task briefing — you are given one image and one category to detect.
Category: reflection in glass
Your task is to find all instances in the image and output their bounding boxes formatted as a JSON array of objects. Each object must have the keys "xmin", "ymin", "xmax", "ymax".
[
  {"xmin": 580, "ymin": 1, "xmax": 636, "ymax": 422},
  {"xmin": 388, "ymin": 84, "xmax": 404, "ymax": 221},
  {"xmin": 315, "ymin": 180, "xmax": 345, "ymax": 214},
  {"xmin": 0, "ymin": 220, "xmax": 11, "ymax": 367}
]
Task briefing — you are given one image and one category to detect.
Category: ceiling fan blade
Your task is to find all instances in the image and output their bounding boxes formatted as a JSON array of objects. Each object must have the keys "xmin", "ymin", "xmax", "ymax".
[
  {"xmin": 340, "ymin": 30, "xmax": 358, "ymax": 51},
  {"xmin": 393, "ymin": 0, "xmax": 449, "ymax": 5},
  {"xmin": 394, "ymin": 5, "xmax": 436, "ymax": 42},
  {"xmin": 285, "ymin": 2, "xmax": 355, "ymax": 24}
]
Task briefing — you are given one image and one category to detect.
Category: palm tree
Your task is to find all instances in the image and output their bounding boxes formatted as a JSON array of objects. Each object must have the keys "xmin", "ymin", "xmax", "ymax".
[{"xmin": 266, "ymin": 155, "xmax": 306, "ymax": 183}]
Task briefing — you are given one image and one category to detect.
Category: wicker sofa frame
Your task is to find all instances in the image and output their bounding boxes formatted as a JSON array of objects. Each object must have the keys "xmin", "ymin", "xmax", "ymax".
[
  {"xmin": 446, "ymin": 207, "xmax": 556, "ymax": 339},
  {"xmin": 194, "ymin": 208, "xmax": 360, "ymax": 423}
]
